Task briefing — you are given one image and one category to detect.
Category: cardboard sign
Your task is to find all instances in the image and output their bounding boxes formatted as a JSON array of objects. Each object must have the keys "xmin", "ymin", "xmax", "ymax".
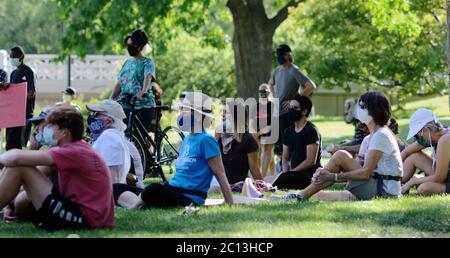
[{"xmin": 0, "ymin": 82, "xmax": 27, "ymax": 128}]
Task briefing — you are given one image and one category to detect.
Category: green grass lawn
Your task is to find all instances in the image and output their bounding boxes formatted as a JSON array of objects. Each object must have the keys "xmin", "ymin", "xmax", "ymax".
[{"xmin": 0, "ymin": 95, "xmax": 449, "ymax": 238}]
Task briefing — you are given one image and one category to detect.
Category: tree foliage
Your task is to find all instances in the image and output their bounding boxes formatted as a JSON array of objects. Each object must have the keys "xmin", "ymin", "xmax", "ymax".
[
  {"xmin": 276, "ymin": 0, "xmax": 447, "ymax": 101},
  {"xmin": 0, "ymin": 0, "xmax": 61, "ymax": 53}
]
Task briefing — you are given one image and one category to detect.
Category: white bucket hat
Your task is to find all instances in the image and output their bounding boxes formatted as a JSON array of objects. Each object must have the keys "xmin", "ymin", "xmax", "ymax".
[
  {"xmin": 406, "ymin": 108, "xmax": 437, "ymax": 140},
  {"xmin": 174, "ymin": 91, "xmax": 215, "ymax": 118},
  {"xmin": 86, "ymin": 99, "xmax": 127, "ymax": 120}
]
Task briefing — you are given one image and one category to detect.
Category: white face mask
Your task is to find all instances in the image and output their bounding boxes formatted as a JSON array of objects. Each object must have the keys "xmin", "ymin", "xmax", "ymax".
[
  {"xmin": 62, "ymin": 94, "xmax": 71, "ymax": 103},
  {"xmin": 357, "ymin": 107, "xmax": 373, "ymax": 125}
]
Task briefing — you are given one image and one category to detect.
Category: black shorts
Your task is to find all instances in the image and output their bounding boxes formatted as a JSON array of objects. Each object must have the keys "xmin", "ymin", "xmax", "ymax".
[{"xmin": 30, "ymin": 188, "xmax": 90, "ymax": 231}]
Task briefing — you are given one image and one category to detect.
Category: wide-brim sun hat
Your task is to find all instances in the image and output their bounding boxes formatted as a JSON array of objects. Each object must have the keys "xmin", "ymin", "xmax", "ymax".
[
  {"xmin": 173, "ymin": 91, "xmax": 215, "ymax": 119},
  {"xmin": 86, "ymin": 99, "xmax": 127, "ymax": 121}
]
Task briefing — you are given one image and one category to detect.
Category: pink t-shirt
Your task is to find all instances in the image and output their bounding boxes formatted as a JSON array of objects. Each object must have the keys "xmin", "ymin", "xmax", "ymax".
[{"xmin": 48, "ymin": 140, "xmax": 114, "ymax": 228}]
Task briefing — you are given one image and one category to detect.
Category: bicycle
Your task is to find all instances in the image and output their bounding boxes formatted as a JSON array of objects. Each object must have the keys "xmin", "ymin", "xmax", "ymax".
[{"xmin": 118, "ymin": 93, "xmax": 184, "ymax": 183}]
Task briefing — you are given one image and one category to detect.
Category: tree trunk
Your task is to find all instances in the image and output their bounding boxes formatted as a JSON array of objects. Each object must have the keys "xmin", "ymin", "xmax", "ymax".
[
  {"xmin": 447, "ymin": 0, "xmax": 450, "ymax": 110},
  {"xmin": 227, "ymin": 0, "xmax": 275, "ymax": 99}
]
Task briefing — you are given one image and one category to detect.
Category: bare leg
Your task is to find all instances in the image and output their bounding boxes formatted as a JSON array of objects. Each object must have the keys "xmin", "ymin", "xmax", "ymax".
[
  {"xmin": 417, "ymin": 182, "xmax": 447, "ymax": 196},
  {"xmin": 261, "ymin": 144, "xmax": 274, "ymax": 177},
  {"xmin": 0, "ymin": 167, "xmax": 52, "ymax": 210},
  {"xmin": 300, "ymin": 150, "xmax": 361, "ymax": 199},
  {"xmin": 310, "ymin": 190, "xmax": 357, "ymax": 201},
  {"xmin": 402, "ymin": 152, "xmax": 433, "ymax": 183}
]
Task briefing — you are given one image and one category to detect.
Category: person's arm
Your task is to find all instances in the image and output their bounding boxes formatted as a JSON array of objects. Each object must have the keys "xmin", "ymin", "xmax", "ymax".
[
  {"xmin": 247, "ymin": 152, "xmax": 263, "ymax": 180},
  {"xmin": 208, "ymin": 156, "xmax": 233, "ymax": 205},
  {"xmin": 0, "ymin": 150, "xmax": 55, "ymax": 167},
  {"xmin": 127, "ymin": 142, "xmax": 145, "ymax": 188},
  {"xmin": 291, "ymin": 144, "xmax": 319, "ymax": 172},
  {"xmin": 301, "ymin": 80, "xmax": 316, "ymax": 97},
  {"xmin": 403, "ymin": 135, "xmax": 450, "ymax": 187},
  {"xmin": 137, "ymin": 74, "xmax": 152, "ymax": 100},
  {"xmin": 108, "ymin": 166, "xmax": 121, "ymax": 184},
  {"xmin": 152, "ymin": 82, "xmax": 163, "ymax": 99},
  {"xmin": 111, "ymin": 80, "xmax": 121, "ymax": 99},
  {"xmin": 401, "ymin": 142, "xmax": 424, "ymax": 161},
  {"xmin": 333, "ymin": 144, "xmax": 361, "ymax": 155},
  {"xmin": 315, "ymin": 149, "xmax": 382, "ymax": 184},
  {"xmin": 282, "ymin": 144, "xmax": 290, "ymax": 172},
  {"xmin": 26, "ymin": 71, "xmax": 36, "ymax": 99}
]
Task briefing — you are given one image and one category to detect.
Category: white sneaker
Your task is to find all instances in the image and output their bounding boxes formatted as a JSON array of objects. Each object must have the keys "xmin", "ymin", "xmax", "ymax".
[{"xmin": 270, "ymin": 193, "xmax": 303, "ymax": 201}]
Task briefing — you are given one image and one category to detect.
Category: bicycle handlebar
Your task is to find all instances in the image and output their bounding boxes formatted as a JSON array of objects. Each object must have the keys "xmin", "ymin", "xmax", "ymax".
[{"xmin": 117, "ymin": 93, "xmax": 171, "ymax": 112}]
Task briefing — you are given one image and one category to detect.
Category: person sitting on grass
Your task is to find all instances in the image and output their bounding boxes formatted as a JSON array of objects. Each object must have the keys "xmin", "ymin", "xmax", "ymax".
[
  {"xmin": 86, "ymin": 99, "xmax": 144, "ymax": 190},
  {"xmin": 271, "ymin": 91, "xmax": 403, "ymax": 201},
  {"xmin": 357, "ymin": 117, "xmax": 406, "ymax": 167},
  {"xmin": 1, "ymin": 106, "xmax": 58, "ymax": 223},
  {"xmin": 212, "ymin": 99, "xmax": 263, "ymax": 186},
  {"xmin": 271, "ymin": 95, "xmax": 322, "ymax": 190},
  {"xmin": 326, "ymin": 121, "xmax": 369, "ymax": 157},
  {"xmin": 0, "ymin": 108, "xmax": 114, "ymax": 230},
  {"xmin": 401, "ymin": 108, "xmax": 450, "ymax": 195},
  {"xmin": 114, "ymin": 92, "xmax": 233, "ymax": 208}
]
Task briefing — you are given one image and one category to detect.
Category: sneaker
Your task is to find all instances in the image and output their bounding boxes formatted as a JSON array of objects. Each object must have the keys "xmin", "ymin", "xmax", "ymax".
[{"xmin": 270, "ymin": 193, "xmax": 304, "ymax": 201}]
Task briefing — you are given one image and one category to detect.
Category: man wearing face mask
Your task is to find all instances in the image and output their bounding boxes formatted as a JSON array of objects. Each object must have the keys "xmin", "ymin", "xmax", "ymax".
[
  {"xmin": 55, "ymin": 87, "xmax": 80, "ymax": 111},
  {"xmin": 5, "ymin": 46, "xmax": 37, "ymax": 150},
  {"xmin": 111, "ymin": 29, "xmax": 156, "ymax": 132},
  {"xmin": 1, "ymin": 107, "xmax": 59, "ymax": 224},
  {"xmin": 401, "ymin": 108, "xmax": 450, "ymax": 195},
  {"xmin": 268, "ymin": 44, "xmax": 317, "ymax": 161},
  {"xmin": 271, "ymin": 95, "xmax": 322, "ymax": 190},
  {"xmin": 0, "ymin": 108, "xmax": 114, "ymax": 230},
  {"xmin": 86, "ymin": 99, "xmax": 145, "ymax": 192}
]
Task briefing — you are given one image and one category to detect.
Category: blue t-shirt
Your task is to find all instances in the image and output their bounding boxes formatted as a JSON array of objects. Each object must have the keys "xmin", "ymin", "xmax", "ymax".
[{"xmin": 169, "ymin": 131, "xmax": 221, "ymax": 205}]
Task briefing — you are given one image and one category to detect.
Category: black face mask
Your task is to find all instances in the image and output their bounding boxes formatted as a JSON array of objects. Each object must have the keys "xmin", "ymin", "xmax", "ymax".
[
  {"xmin": 287, "ymin": 109, "xmax": 303, "ymax": 122},
  {"xmin": 127, "ymin": 45, "xmax": 140, "ymax": 57}
]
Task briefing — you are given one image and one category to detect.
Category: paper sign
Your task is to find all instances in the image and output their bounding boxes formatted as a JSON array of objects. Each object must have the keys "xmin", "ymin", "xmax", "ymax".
[{"xmin": 0, "ymin": 82, "xmax": 27, "ymax": 128}]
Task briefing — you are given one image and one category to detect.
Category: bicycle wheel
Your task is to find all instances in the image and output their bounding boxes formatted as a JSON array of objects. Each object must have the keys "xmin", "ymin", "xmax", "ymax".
[
  {"xmin": 131, "ymin": 134, "xmax": 150, "ymax": 177},
  {"xmin": 156, "ymin": 126, "xmax": 185, "ymax": 182}
]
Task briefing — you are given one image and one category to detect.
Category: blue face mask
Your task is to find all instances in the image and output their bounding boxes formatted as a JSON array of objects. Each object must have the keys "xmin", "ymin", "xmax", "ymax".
[
  {"xmin": 87, "ymin": 115, "xmax": 106, "ymax": 142},
  {"xmin": 177, "ymin": 113, "xmax": 196, "ymax": 132},
  {"xmin": 35, "ymin": 131, "xmax": 46, "ymax": 146},
  {"xmin": 43, "ymin": 127, "xmax": 58, "ymax": 147},
  {"xmin": 10, "ymin": 58, "xmax": 22, "ymax": 67},
  {"xmin": 276, "ymin": 55, "xmax": 286, "ymax": 65}
]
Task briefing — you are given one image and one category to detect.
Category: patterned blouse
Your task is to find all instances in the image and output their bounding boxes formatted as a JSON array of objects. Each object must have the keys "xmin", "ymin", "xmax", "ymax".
[{"xmin": 117, "ymin": 57, "xmax": 156, "ymax": 110}]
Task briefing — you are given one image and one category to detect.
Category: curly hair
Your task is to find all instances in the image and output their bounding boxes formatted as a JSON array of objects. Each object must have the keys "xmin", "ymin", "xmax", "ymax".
[{"xmin": 46, "ymin": 108, "xmax": 84, "ymax": 141}]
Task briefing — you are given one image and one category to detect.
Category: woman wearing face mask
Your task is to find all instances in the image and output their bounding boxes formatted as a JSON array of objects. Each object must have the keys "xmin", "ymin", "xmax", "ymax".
[
  {"xmin": 272, "ymin": 91, "xmax": 403, "ymax": 201},
  {"xmin": 211, "ymin": 100, "xmax": 263, "ymax": 187},
  {"xmin": 253, "ymin": 84, "xmax": 275, "ymax": 177},
  {"xmin": 270, "ymin": 94, "xmax": 322, "ymax": 190},
  {"xmin": 114, "ymin": 92, "xmax": 233, "ymax": 208},
  {"xmin": 401, "ymin": 108, "xmax": 450, "ymax": 195},
  {"xmin": 111, "ymin": 29, "xmax": 156, "ymax": 132}
]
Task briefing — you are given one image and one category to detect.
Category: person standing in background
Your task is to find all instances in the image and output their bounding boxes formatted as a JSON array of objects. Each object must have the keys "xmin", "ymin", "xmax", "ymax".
[{"xmin": 6, "ymin": 46, "xmax": 37, "ymax": 150}]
